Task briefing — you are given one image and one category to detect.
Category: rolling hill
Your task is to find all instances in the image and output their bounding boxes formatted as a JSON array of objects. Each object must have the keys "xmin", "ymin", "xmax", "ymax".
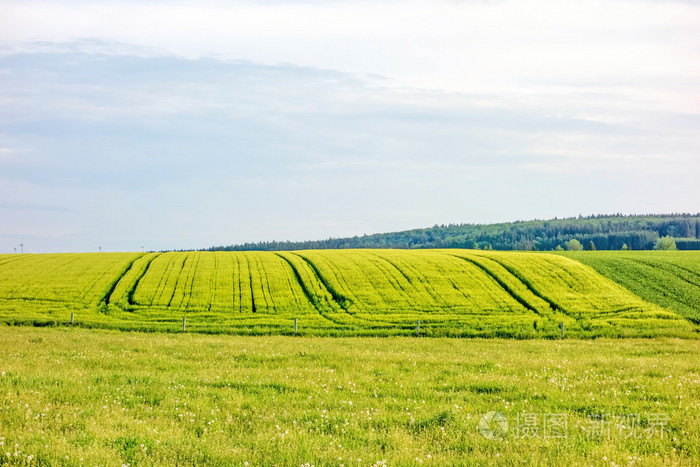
[{"xmin": 0, "ymin": 250, "xmax": 696, "ymax": 337}]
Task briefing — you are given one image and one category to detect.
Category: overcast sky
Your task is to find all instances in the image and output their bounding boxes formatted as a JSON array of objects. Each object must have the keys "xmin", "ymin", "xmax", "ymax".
[{"xmin": 1, "ymin": 0, "xmax": 699, "ymax": 253}]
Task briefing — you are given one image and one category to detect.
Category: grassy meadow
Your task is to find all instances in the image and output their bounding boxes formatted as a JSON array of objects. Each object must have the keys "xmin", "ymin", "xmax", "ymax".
[
  {"xmin": 0, "ymin": 250, "xmax": 696, "ymax": 338},
  {"xmin": 0, "ymin": 326, "xmax": 698, "ymax": 465}
]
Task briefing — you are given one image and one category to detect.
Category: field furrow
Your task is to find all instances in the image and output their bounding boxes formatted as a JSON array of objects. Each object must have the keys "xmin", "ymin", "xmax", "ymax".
[
  {"xmin": 274, "ymin": 253, "xmax": 354, "ymax": 326},
  {"xmin": 0, "ymin": 250, "xmax": 695, "ymax": 337},
  {"xmin": 447, "ymin": 253, "xmax": 549, "ymax": 315},
  {"xmin": 562, "ymin": 251, "xmax": 700, "ymax": 325}
]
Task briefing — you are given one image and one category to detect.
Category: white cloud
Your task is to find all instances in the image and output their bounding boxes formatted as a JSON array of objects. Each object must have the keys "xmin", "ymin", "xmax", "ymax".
[
  {"xmin": 2, "ymin": 1, "xmax": 699, "ymax": 102},
  {"xmin": 0, "ymin": 0, "xmax": 699, "ymax": 252}
]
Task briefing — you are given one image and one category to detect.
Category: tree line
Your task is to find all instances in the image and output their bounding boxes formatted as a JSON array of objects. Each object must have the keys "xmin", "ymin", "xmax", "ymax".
[{"xmin": 205, "ymin": 214, "xmax": 700, "ymax": 252}]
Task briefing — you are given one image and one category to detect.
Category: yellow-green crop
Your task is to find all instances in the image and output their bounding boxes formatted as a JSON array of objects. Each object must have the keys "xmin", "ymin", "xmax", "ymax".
[{"xmin": 0, "ymin": 250, "xmax": 696, "ymax": 337}]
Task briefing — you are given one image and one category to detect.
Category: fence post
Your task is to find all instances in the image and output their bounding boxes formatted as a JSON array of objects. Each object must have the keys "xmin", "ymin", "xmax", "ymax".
[
  {"xmin": 416, "ymin": 319, "xmax": 420, "ymax": 335},
  {"xmin": 71, "ymin": 313, "xmax": 74, "ymax": 325},
  {"xmin": 559, "ymin": 322, "xmax": 564, "ymax": 338},
  {"xmin": 182, "ymin": 316, "xmax": 187, "ymax": 332},
  {"xmin": 294, "ymin": 318, "xmax": 297, "ymax": 334}
]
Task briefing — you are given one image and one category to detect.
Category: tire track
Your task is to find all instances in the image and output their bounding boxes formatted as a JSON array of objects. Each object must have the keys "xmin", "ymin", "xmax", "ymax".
[
  {"xmin": 348, "ymin": 253, "xmax": 408, "ymax": 308},
  {"xmin": 480, "ymin": 255, "xmax": 564, "ymax": 311},
  {"xmin": 385, "ymin": 253, "xmax": 444, "ymax": 303},
  {"xmin": 470, "ymin": 253, "xmax": 590, "ymax": 327},
  {"xmin": 125, "ymin": 253, "xmax": 161, "ymax": 307},
  {"xmin": 274, "ymin": 253, "xmax": 349, "ymax": 326},
  {"xmin": 279, "ymin": 254, "xmax": 307, "ymax": 310},
  {"xmin": 256, "ymin": 254, "xmax": 275, "ymax": 314},
  {"xmin": 311, "ymin": 253, "xmax": 367, "ymax": 309},
  {"xmin": 151, "ymin": 254, "xmax": 177, "ymax": 306},
  {"xmin": 81, "ymin": 255, "xmax": 128, "ymax": 303},
  {"xmin": 629, "ymin": 258, "xmax": 700, "ymax": 287},
  {"xmin": 167, "ymin": 254, "xmax": 189, "ymax": 308},
  {"xmin": 448, "ymin": 254, "xmax": 543, "ymax": 315},
  {"xmin": 291, "ymin": 253, "xmax": 353, "ymax": 311},
  {"xmin": 452, "ymin": 255, "xmax": 566, "ymax": 319},
  {"xmin": 233, "ymin": 253, "xmax": 242, "ymax": 313},
  {"xmin": 207, "ymin": 253, "xmax": 218, "ymax": 312},
  {"xmin": 182, "ymin": 251, "xmax": 202, "ymax": 311},
  {"xmin": 99, "ymin": 254, "xmax": 145, "ymax": 307},
  {"xmin": 246, "ymin": 255, "xmax": 257, "ymax": 313}
]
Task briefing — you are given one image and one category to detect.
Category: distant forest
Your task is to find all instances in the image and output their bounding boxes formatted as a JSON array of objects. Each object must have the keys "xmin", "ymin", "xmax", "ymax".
[{"xmin": 206, "ymin": 214, "xmax": 700, "ymax": 252}]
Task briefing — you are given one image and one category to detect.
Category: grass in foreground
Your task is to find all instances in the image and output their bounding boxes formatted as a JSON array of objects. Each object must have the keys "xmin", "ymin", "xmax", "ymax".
[{"xmin": 0, "ymin": 326, "xmax": 698, "ymax": 465}]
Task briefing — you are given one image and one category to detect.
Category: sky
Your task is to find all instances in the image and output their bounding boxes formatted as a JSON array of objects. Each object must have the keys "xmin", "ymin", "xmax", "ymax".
[{"xmin": 0, "ymin": 0, "xmax": 699, "ymax": 253}]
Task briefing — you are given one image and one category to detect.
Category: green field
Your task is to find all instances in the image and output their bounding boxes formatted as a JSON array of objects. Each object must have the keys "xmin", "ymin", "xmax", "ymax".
[
  {"xmin": 1, "ymin": 252, "xmax": 699, "ymax": 465},
  {"xmin": 0, "ymin": 250, "xmax": 697, "ymax": 337},
  {"xmin": 0, "ymin": 326, "xmax": 698, "ymax": 465},
  {"xmin": 561, "ymin": 251, "xmax": 700, "ymax": 325}
]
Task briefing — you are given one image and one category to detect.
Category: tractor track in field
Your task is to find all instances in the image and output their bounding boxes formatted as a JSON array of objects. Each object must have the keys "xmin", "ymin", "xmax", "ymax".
[
  {"xmin": 81, "ymin": 256, "xmax": 127, "ymax": 303},
  {"xmin": 478, "ymin": 255, "xmax": 564, "ymax": 312},
  {"xmin": 367, "ymin": 252, "xmax": 446, "ymax": 305},
  {"xmin": 279, "ymin": 255, "xmax": 308, "ymax": 310},
  {"xmin": 126, "ymin": 253, "xmax": 161, "ymax": 307},
  {"xmin": 99, "ymin": 253, "xmax": 146, "ymax": 307},
  {"xmin": 207, "ymin": 253, "xmax": 218, "ymax": 312},
  {"xmin": 422, "ymin": 255, "xmax": 476, "ymax": 306},
  {"xmin": 167, "ymin": 255, "xmax": 189, "ymax": 308},
  {"xmin": 149, "ymin": 254, "xmax": 175, "ymax": 306},
  {"xmin": 341, "ymin": 253, "xmax": 395, "ymax": 309},
  {"xmin": 362, "ymin": 253, "xmax": 411, "ymax": 297},
  {"xmin": 448, "ymin": 253, "xmax": 579, "ymax": 326},
  {"xmin": 628, "ymin": 258, "xmax": 700, "ymax": 287},
  {"xmin": 449, "ymin": 254, "xmax": 544, "ymax": 315},
  {"xmin": 367, "ymin": 253, "xmax": 416, "ymax": 287},
  {"xmin": 256, "ymin": 254, "xmax": 276, "ymax": 314},
  {"xmin": 274, "ymin": 253, "xmax": 350, "ymax": 326},
  {"xmin": 292, "ymin": 253, "xmax": 354, "ymax": 312},
  {"xmin": 275, "ymin": 253, "xmax": 366, "ymax": 327},
  {"xmin": 181, "ymin": 252, "xmax": 201, "ymax": 311},
  {"xmin": 292, "ymin": 253, "xmax": 390, "ymax": 327},
  {"xmin": 615, "ymin": 258, "xmax": 700, "ymax": 316},
  {"xmin": 246, "ymin": 256, "xmax": 257, "ymax": 313},
  {"xmin": 471, "ymin": 254, "xmax": 594, "ymax": 328},
  {"xmin": 234, "ymin": 254, "xmax": 243, "ymax": 313}
]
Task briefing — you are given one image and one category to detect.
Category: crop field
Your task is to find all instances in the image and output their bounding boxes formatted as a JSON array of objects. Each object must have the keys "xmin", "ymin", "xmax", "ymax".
[
  {"xmin": 0, "ymin": 250, "xmax": 696, "ymax": 337},
  {"xmin": 561, "ymin": 251, "xmax": 700, "ymax": 325},
  {"xmin": 0, "ymin": 326, "xmax": 698, "ymax": 465}
]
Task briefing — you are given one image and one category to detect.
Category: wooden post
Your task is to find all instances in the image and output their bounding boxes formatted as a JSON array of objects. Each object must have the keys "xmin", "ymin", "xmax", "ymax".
[
  {"xmin": 294, "ymin": 318, "xmax": 297, "ymax": 334},
  {"xmin": 70, "ymin": 313, "xmax": 74, "ymax": 325},
  {"xmin": 182, "ymin": 316, "xmax": 187, "ymax": 332},
  {"xmin": 559, "ymin": 322, "xmax": 564, "ymax": 338},
  {"xmin": 416, "ymin": 319, "xmax": 420, "ymax": 335}
]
